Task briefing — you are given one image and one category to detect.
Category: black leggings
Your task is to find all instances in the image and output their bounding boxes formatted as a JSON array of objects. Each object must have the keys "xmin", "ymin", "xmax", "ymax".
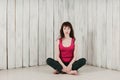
[{"xmin": 46, "ymin": 58, "xmax": 86, "ymax": 72}]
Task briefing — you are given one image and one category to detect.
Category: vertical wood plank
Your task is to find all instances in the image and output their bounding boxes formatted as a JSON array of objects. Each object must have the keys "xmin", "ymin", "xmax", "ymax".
[
  {"xmin": 63, "ymin": 0, "xmax": 69, "ymax": 21},
  {"xmin": 68, "ymin": 0, "xmax": 75, "ymax": 25},
  {"xmin": 53, "ymin": 0, "xmax": 59, "ymax": 59},
  {"xmin": 74, "ymin": 0, "xmax": 81, "ymax": 59},
  {"xmin": 75, "ymin": 0, "xmax": 87, "ymax": 59},
  {"xmin": 112, "ymin": 0, "xmax": 120, "ymax": 69},
  {"xmin": 98, "ymin": 0, "xmax": 107, "ymax": 68},
  {"xmin": 15, "ymin": 0, "xmax": 23, "ymax": 68},
  {"xmin": 80, "ymin": 0, "xmax": 88, "ymax": 60},
  {"xmin": 0, "ymin": 0, "xmax": 7, "ymax": 69},
  {"xmin": 39, "ymin": 0, "xmax": 46, "ymax": 65},
  {"xmin": 8, "ymin": 0, "xmax": 16, "ymax": 69},
  {"xmin": 96, "ymin": 0, "xmax": 107, "ymax": 67},
  {"xmin": 106, "ymin": 0, "xmax": 113, "ymax": 69},
  {"xmin": 46, "ymin": 0, "xmax": 54, "ymax": 59},
  {"xmin": 30, "ymin": 0, "xmax": 38, "ymax": 66},
  {"xmin": 87, "ymin": 0, "xmax": 97, "ymax": 65},
  {"xmin": 23, "ymin": 0, "xmax": 30, "ymax": 67}
]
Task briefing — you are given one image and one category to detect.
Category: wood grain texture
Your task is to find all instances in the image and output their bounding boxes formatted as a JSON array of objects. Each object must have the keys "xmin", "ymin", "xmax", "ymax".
[
  {"xmin": 23, "ymin": 0, "xmax": 30, "ymax": 67},
  {"xmin": 7, "ymin": 0, "xmax": 16, "ymax": 69},
  {"xmin": 38, "ymin": 0, "xmax": 46, "ymax": 65},
  {"xmin": 0, "ymin": 0, "xmax": 7, "ymax": 69},
  {"xmin": 87, "ymin": 0, "xmax": 97, "ymax": 66},
  {"xmin": 29, "ymin": 0, "xmax": 38, "ymax": 66},
  {"xmin": 106, "ymin": 0, "xmax": 113, "ymax": 69},
  {"xmin": 16, "ymin": 0, "xmax": 23, "ymax": 68},
  {"xmin": 46, "ymin": 0, "xmax": 54, "ymax": 59},
  {"xmin": 0, "ymin": 0, "xmax": 120, "ymax": 70}
]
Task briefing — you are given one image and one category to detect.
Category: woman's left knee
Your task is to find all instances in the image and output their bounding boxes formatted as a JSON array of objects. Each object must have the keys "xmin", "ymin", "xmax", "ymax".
[{"xmin": 80, "ymin": 58, "xmax": 87, "ymax": 65}]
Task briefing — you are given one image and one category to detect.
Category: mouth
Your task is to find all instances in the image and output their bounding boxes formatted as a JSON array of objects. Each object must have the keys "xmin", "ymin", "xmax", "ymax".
[{"xmin": 65, "ymin": 32, "xmax": 68, "ymax": 34}]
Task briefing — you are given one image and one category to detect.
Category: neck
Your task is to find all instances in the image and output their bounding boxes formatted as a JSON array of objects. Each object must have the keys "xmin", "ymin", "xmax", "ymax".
[{"xmin": 64, "ymin": 35, "xmax": 70, "ymax": 39}]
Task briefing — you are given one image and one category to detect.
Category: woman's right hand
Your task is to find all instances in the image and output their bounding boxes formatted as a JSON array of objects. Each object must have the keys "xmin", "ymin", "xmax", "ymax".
[{"xmin": 62, "ymin": 66, "xmax": 67, "ymax": 72}]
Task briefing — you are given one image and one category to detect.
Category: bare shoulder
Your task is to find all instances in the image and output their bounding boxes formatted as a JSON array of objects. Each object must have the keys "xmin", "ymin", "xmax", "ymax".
[
  {"xmin": 55, "ymin": 39, "xmax": 60, "ymax": 46},
  {"xmin": 74, "ymin": 39, "xmax": 78, "ymax": 47}
]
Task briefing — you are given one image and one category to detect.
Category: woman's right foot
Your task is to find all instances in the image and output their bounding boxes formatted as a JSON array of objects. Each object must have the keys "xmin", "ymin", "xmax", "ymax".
[{"xmin": 53, "ymin": 70, "xmax": 59, "ymax": 74}]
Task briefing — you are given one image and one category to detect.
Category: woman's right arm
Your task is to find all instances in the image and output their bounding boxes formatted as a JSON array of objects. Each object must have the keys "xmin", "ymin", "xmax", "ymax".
[{"xmin": 55, "ymin": 40, "xmax": 66, "ymax": 68}]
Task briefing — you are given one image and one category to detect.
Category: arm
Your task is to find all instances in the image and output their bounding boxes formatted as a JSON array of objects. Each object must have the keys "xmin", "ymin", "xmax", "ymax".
[
  {"xmin": 67, "ymin": 41, "xmax": 78, "ymax": 71},
  {"xmin": 55, "ymin": 40, "xmax": 66, "ymax": 68}
]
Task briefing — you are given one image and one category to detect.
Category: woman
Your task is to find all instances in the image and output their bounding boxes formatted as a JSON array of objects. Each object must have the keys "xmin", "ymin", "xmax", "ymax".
[{"xmin": 46, "ymin": 21, "xmax": 86, "ymax": 75}]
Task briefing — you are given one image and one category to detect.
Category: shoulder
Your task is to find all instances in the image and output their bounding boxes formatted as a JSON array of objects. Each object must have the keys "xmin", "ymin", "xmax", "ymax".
[
  {"xmin": 73, "ymin": 38, "xmax": 78, "ymax": 47},
  {"xmin": 55, "ymin": 38, "xmax": 61, "ymax": 45}
]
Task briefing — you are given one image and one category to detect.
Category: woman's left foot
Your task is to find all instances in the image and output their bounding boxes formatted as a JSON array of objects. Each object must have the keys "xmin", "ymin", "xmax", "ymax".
[{"xmin": 68, "ymin": 70, "xmax": 78, "ymax": 75}]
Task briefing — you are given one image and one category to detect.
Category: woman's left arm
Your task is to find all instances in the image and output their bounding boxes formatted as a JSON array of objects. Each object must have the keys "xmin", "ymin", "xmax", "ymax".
[
  {"xmin": 69, "ymin": 41, "xmax": 78, "ymax": 65},
  {"xmin": 67, "ymin": 41, "xmax": 78, "ymax": 71}
]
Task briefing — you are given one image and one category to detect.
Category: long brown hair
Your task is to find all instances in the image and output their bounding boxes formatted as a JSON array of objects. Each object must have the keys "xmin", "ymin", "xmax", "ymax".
[{"xmin": 59, "ymin": 21, "xmax": 75, "ymax": 40}]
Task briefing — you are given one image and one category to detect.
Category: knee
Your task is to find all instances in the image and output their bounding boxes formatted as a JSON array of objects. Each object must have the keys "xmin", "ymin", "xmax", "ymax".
[
  {"xmin": 82, "ymin": 58, "xmax": 87, "ymax": 64},
  {"xmin": 80, "ymin": 58, "xmax": 87, "ymax": 65},
  {"xmin": 46, "ymin": 58, "xmax": 53, "ymax": 64}
]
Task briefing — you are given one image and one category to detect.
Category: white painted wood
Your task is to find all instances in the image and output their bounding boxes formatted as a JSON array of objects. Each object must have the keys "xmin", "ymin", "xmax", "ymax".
[
  {"xmin": 112, "ymin": 0, "xmax": 120, "ymax": 69},
  {"xmin": 58, "ymin": 0, "xmax": 65, "ymax": 24},
  {"xmin": 63, "ymin": 0, "xmax": 69, "ymax": 21},
  {"xmin": 53, "ymin": 0, "xmax": 59, "ymax": 59},
  {"xmin": 8, "ymin": 0, "xmax": 16, "ymax": 69},
  {"xmin": 0, "ymin": 0, "xmax": 7, "ymax": 69},
  {"xmin": 80, "ymin": 0, "xmax": 88, "ymax": 60},
  {"xmin": 38, "ymin": 0, "xmax": 46, "ymax": 65},
  {"xmin": 96, "ymin": 0, "xmax": 107, "ymax": 67},
  {"xmin": 98, "ymin": 0, "xmax": 107, "ymax": 68},
  {"xmin": 106, "ymin": 0, "xmax": 113, "ymax": 69},
  {"xmin": 23, "ymin": 0, "xmax": 30, "ymax": 67},
  {"xmin": 68, "ymin": 0, "xmax": 75, "ymax": 25},
  {"xmin": 74, "ymin": 0, "xmax": 82, "ymax": 59},
  {"xmin": 75, "ymin": 0, "xmax": 88, "ymax": 59},
  {"xmin": 0, "ymin": 0, "xmax": 120, "ymax": 70},
  {"xmin": 30, "ymin": 0, "xmax": 38, "ymax": 66},
  {"xmin": 46, "ymin": 0, "xmax": 54, "ymax": 59},
  {"xmin": 15, "ymin": 0, "xmax": 23, "ymax": 68},
  {"xmin": 87, "ymin": 0, "xmax": 97, "ymax": 66},
  {"xmin": 74, "ymin": 0, "xmax": 80, "ymax": 60}
]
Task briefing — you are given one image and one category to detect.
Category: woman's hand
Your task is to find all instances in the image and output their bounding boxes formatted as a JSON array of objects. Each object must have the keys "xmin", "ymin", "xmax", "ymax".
[
  {"xmin": 66, "ymin": 64, "xmax": 72, "ymax": 72},
  {"xmin": 62, "ymin": 66, "xmax": 67, "ymax": 72}
]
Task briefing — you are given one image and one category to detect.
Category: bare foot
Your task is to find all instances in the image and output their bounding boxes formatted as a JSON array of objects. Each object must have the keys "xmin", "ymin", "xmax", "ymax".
[
  {"xmin": 68, "ymin": 70, "xmax": 78, "ymax": 75},
  {"xmin": 53, "ymin": 70, "xmax": 59, "ymax": 74}
]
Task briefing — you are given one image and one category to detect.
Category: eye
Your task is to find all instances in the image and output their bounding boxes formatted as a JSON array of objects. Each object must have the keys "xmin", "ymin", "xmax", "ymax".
[
  {"xmin": 67, "ymin": 27, "xmax": 70, "ymax": 30},
  {"xmin": 63, "ymin": 27, "xmax": 66, "ymax": 30},
  {"xmin": 66, "ymin": 27, "xmax": 70, "ymax": 30}
]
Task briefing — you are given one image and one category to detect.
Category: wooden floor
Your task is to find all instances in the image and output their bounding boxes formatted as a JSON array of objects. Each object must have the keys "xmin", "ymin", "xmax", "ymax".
[{"xmin": 0, "ymin": 65, "xmax": 120, "ymax": 80}]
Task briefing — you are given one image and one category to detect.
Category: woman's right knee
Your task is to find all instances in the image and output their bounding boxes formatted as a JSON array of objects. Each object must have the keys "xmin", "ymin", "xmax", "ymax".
[{"xmin": 46, "ymin": 58, "xmax": 53, "ymax": 64}]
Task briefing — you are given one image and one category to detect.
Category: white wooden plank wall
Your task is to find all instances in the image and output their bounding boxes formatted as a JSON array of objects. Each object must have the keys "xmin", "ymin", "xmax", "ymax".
[
  {"xmin": 23, "ymin": 0, "xmax": 30, "ymax": 67},
  {"xmin": 87, "ymin": 0, "xmax": 97, "ymax": 66},
  {"xmin": 39, "ymin": 0, "xmax": 46, "ymax": 65},
  {"xmin": 0, "ymin": 0, "xmax": 7, "ymax": 69},
  {"xmin": 46, "ymin": 0, "xmax": 54, "ymax": 59},
  {"xmin": 29, "ymin": 0, "xmax": 38, "ymax": 66},
  {"xmin": 0, "ymin": 0, "xmax": 120, "ymax": 70},
  {"xmin": 106, "ymin": 0, "xmax": 113, "ymax": 70},
  {"xmin": 7, "ymin": 0, "xmax": 16, "ymax": 69},
  {"xmin": 16, "ymin": 0, "xmax": 23, "ymax": 68}
]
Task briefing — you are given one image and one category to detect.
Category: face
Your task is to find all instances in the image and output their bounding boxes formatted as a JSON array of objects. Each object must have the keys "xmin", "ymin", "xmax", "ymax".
[{"xmin": 63, "ymin": 26, "xmax": 71, "ymax": 35}]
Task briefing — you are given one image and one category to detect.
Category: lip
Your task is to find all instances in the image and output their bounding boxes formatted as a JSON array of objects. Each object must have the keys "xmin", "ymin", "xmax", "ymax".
[{"xmin": 65, "ymin": 32, "xmax": 68, "ymax": 34}]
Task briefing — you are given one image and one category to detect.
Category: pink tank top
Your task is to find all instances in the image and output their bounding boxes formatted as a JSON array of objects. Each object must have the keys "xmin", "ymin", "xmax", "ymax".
[{"xmin": 59, "ymin": 38, "xmax": 75, "ymax": 63}]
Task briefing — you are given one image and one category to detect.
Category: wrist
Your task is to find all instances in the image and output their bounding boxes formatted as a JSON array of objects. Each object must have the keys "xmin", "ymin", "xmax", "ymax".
[{"xmin": 63, "ymin": 65, "xmax": 66, "ymax": 68}]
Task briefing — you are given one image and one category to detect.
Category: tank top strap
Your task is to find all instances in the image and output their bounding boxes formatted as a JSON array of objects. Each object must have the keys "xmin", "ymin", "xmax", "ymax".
[{"xmin": 72, "ymin": 38, "xmax": 75, "ymax": 44}]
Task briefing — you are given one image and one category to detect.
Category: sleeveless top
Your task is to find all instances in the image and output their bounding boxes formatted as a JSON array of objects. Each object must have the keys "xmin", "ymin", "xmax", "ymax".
[{"xmin": 59, "ymin": 38, "xmax": 75, "ymax": 63}]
